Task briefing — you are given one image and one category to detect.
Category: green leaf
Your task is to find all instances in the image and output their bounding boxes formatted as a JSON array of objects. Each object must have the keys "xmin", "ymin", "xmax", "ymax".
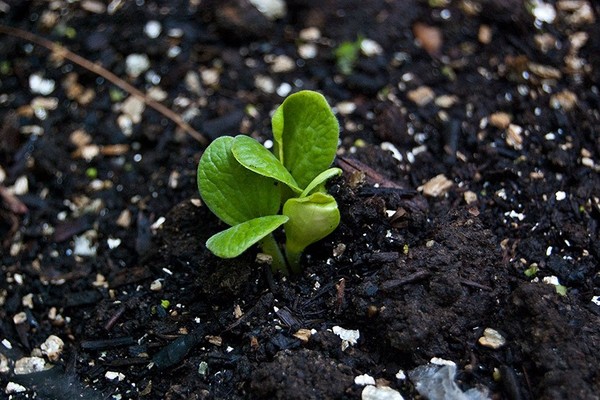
[
  {"xmin": 197, "ymin": 136, "xmax": 280, "ymax": 226},
  {"xmin": 272, "ymin": 90, "xmax": 339, "ymax": 188},
  {"xmin": 283, "ymin": 192, "xmax": 340, "ymax": 269},
  {"xmin": 301, "ymin": 167, "xmax": 342, "ymax": 197},
  {"xmin": 206, "ymin": 215, "xmax": 289, "ymax": 258},
  {"xmin": 232, "ymin": 135, "xmax": 301, "ymax": 193}
]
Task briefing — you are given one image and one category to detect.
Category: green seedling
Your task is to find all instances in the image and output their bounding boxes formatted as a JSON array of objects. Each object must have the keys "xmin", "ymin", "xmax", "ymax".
[
  {"xmin": 334, "ymin": 35, "xmax": 364, "ymax": 75},
  {"xmin": 197, "ymin": 90, "xmax": 341, "ymax": 274}
]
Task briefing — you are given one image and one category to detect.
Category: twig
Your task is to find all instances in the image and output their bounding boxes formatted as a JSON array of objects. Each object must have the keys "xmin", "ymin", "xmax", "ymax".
[{"xmin": 0, "ymin": 24, "xmax": 208, "ymax": 145}]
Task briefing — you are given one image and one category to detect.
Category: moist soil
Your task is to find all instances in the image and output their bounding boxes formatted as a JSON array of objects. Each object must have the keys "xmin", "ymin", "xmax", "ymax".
[{"xmin": 1, "ymin": 1, "xmax": 599, "ymax": 399}]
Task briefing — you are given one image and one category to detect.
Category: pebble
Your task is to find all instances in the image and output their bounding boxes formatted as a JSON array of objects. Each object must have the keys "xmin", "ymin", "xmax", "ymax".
[
  {"xmin": 201, "ymin": 68, "xmax": 220, "ymax": 87},
  {"xmin": 125, "ymin": 54, "xmax": 150, "ymax": 79},
  {"xmin": 550, "ymin": 90, "xmax": 577, "ymax": 111},
  {"xmin": 464, "ymin": 190, "xmax": 478, "ymax": 205},
  {"xmin": 12, "ymin": 312, "xmax": 27, "ymax": 325},
  {"xmin": 362, "ymin": 385, "xmax": 404, "ymax": 400},
  {"xmin": 276, "ymin": 82, "xmax": 292, "ymax": 97},
  {"xmin": 293, "ymin": 328, "xmax": 313, "ymax": 343},
  {"xmin": 489, "ymin": 112, "xmax": 511, "ymax": 129},
  {"xmin": 478, "ymin": 328, "xmax": 506, "ymax": 349},
  {"xmin": 150, "ymin": 279, "xmax": 163, "ymax": 291},
  {"xmin": 81, "ymin": 0, "xmax": 106, "ymax": 14},
  {"xmin": 506, "ymin": 123, "xmax": 524, "ymax": 150},
  {"xmin": 22, "ymin": 293, "xmax": 34, "ymax": 309},
  {"xmin": 41, "ymin": 335, "xmax": 64, "ymax": 361},
  {"xmin": 11, "ymin": 176, "xmax": 29, "ymax": 196},
  {"xmin": 14, "ymin": 357, "xmax": 48, "ymax": 375},
  {"xmin": 105, "ymin": 371, "xmax": 125, "ymax": 381},
  {"xmin": 0, "ymin": 353, "xmax": 8, "ymax": 374},
  {"xmin": 248, "ymin": 0, "xmax": 286, "ymax": 20},
  {"xmin": 255, "ymin": 75, "xmax": 275, "ymax": 94},
  {"xmin": 532, "ymin": 1, "xmax": 556, "ymax": 23},
  {"xmin": 407, "ymin": 86, "xmax": 435, "ymax": 106},
  {"xmin": 5, "ymin": 382, "xmax": 27, "ymax": 394},
  {"xmin": 299, "ymin": 27, "xmax": 321, "ymax": 42},
  {"xmin": 412, "ymin": 22, "xmax": 442, "ymax": 55},
  {"xmin": 144, "ymin": 20, "xmax": 162, "ymax": 39},
  {"xmin": 29, "ymin": 73, "xmax": 55, "ymax": 95},
  {"xmin": 298, "ymin": 43, "xmax": 318, "ymax": 59},
  {"xmin": 355, "ymin": 374, "xmax": 376, "ymax": 386},
  {"xmin": 557, "ymin": 0, "xmax": 595, "ymax": 25},
  {"xmin": 332, "ymin": 326, "xmax": 360, "ymax": 351},
  {"xmin": 270, "ymin": 54, "xmax": 295, "ymax": 73},
  {"xmin": 418, "ymin": 174, "xmax": 453, "ymax": 197},
  {"xmin": 336, "ymin": 101, "xmax": 356, "ymax": 115},
  {"xmin": 434, "ymin": 94, "xmax": 458, "ymax": 108},
  {"xmin": 478, "ymin": 24, "xmax": 492, "ymax": 44},
  {"xmin": 121, "ymin": 96, "xmax": 145, "ymax": 123},
  {"xmin": 591, "ymin": 296, "xmax": 600, "ymax": 306},
  {"xmin": 555, "ymin": 191, "xmax": 567, "ymax": 201},
  {"xmin": 361, "ymin": 39, "xmax": 383, "ymax": 57}
]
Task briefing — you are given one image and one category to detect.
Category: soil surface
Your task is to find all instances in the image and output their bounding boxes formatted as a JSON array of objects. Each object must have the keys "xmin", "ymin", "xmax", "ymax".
[{"xmin": 1, "ymin": 1, "xmax": 599, "ymax": 399}]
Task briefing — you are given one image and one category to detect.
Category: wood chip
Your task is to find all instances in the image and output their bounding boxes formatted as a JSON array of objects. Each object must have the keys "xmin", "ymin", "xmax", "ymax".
[{"xmin": 418, "ymin": 174, "xmax": 453, "ymax": 197}]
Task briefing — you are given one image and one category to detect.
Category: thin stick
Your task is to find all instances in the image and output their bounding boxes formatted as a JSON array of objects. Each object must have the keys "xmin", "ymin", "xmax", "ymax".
[{"xmin": 0, "ymin": 24, "xmax": 208, "ymax": 145}]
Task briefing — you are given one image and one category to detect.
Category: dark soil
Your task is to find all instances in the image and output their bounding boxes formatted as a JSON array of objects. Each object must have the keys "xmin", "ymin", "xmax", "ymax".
[{"xmin": 1, "ymin": 1, "xmax": 599, "ymax": 399}]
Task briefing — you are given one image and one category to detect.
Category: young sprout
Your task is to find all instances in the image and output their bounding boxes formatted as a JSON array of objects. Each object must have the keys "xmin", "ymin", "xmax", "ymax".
[{"xmin": 197, "ymin": 90, "xmax": 341, "ymax": 274}]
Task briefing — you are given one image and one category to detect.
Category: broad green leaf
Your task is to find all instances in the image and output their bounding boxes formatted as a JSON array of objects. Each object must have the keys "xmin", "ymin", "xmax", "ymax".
[
  {"xmin": 232, "ymin": 135, "xmax": 301, "ymax": 193},
  {"xmin": 272, "ymin": 90, "xmax": 339, "ymax": 188},
  {"xmin": 300, "ymin": 167, "xmax": 342, "ymax": 197},
  {"xmin": 206, "ymin": 215, "xmax": 289, "ymax": 258},
  {"xmin": 197, "ymin": 136, "xmax": 280, "ymax": 226}
]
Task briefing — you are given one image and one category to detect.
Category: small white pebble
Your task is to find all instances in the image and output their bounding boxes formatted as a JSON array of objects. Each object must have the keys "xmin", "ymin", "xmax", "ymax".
[
  {"xmin": 276, "ymin": 82, "xmax": 292, "ymax": 97},
  {"xmin": 2, "ymin": 339, "xmax": 12, "ymax": 349},
  {"xmin": 555, "ymin": 191, "xmax": 566, "ymax": 201},
  {"xmin": 5, "ymin": 382, "xmax": 27, "ymax": 394},
  {"xmin": 591, "ymin": 296, "xmax": 600, "ymax": 306},
  {"xmin": 361, "ymin": 385, "xmax": 404, "ymax": 400},
  {"xmin": 354, "ymin": 374, "xmax": 376, "ymax": 386},
  {"xmin": 12, "ymin": 312, "xmax": 27, "ymax": 325},
  {"xmin": 430, "ymin": 357, "xmax": 456, "ymax": 366},
  {"xmin": 478, "ymin": 328, "xmax": 506, "ymax": 349},
  {"xmin": 29, "ymin": 73, "xmax": 55, "ymax": 95},
  {"xmin": 543, "ymin": 275, "xmax": 560, "ymax": 286},
  {"xmin": 125, "ymin": 54, "xmax": 150, "ymax": 79},
  {"xmin": 105, "ymin": 371, "xmax": 125, "ymax": 381},
  {"xmin": 41, "ymin": 335, "xmax": 64, "ymax": 362},
  {"xmin": 298, "ymin": 43, "xmax": 317, "ymax": 59},
  {"xmin": 14, "ymin": 357, "xmax": 47, "ymax": 375},
  {"xmin": 360, "ymin": 39, "xmax": 383, "ymax": 57},
  {"xmin": 299, "ymin": 27, "xmax": 321, "ymax": 41},
  {"xmin": 395, "ymin": 369, "xmax": 406, "ymax": 380},
  {"xmin": 150, "ymin": 279, "xmax": 163, "ymax": 292},
  {"xmin": 144, "ymin": 20, "xmax": 162, "ymax": 38}
]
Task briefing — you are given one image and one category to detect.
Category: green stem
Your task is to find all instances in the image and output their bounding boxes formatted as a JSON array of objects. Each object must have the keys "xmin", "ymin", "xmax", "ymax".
[
  {"xmin": 259, "ymin": 234, "xmax": 289, "ymax": 275},
  {"xmin": 285, "ymin": 243, "xmax": 304, "ymax": 275}
]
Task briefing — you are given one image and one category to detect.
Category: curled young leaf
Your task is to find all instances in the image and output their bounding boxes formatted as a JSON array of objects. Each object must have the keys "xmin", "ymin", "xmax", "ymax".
[
  {"xmin": 301, "ymin": 167, "xmax": 342, "ymax": 197},
  {"xmin": 283, "ymin": 192, "xmax": 340, "ymax": 271}
]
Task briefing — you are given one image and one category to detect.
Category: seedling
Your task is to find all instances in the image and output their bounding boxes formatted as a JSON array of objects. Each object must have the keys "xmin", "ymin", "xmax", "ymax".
[{"xmin": 197, "ymin": 90, "xmax": 341, "ymax": 274}]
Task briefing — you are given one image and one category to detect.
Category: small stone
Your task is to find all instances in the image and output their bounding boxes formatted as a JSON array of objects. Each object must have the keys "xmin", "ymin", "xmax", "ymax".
[
  {"xmin": 0, "ymin": 353, "xmax": 9, "ymax": 374},
  {"xmin": 298, "ymin": 43, "xmax": 318, "ymax": 59},
  {"xmin": 407, "ymin": 86, "xmax": 435, "ymax": 106},
  {"xmin": 336, "ymin": 101, "xmax": 356, "ymax": 115},
  {"xmin": 116, "ymin": 209, "xmax": 132, "ymax": 228},
  {"xmin": 528, "ymin": 63, "xmax": 562, "ymax": 79},
  {"xmin": 255, "ymin": 75, "xmax": 275, "ymax": 94},
  {"xmin": 464, "ymin": 190, "xmax": 478, "ymax": 205},
  {"xmin": 362, "ymin": 385, "xmax": 404, "ymax": 400},
  {"xmin": 248, "ymin": 0, "xmax": 286, "ymax": 20},
  {"xmin": 550, "ymin": 90, "xmax": 577, "ymax": 111},
  {"xmin": 14, "ymin": 357, "xmax": 48, "ymax": 375},
  {"xmin": 555, "ymin": 191, "xmax": 567, "ymax": 201},
  {"xmin": 532, "ymin": 1, "xmax": 556, "ymax": 23},
  {"xmin": 489, "ymin": 112, "xmax": 511, "ymax": 129},
  {"xmin": 434, "ymin": 95, "xmax": 458, "ymax": 108},
  {"xmin": 22, "ymin": 293, "xmax": 34, "ymax": 309},
  {"xmin": 276, "ymin": 82, "xmax": 292, "ymax": 97},
  {"xmin": 125, "ymin": 54, "xmax": 150, "ymax": 79},
  {"xmin": 5, "ymin": 382, "xmax": 27, "ymax": 394},
  {"xmin": 418, "ymin": 174, "xmax": 453, "ymax": 197},
  {"xmin": 11, "ymin": 176, "xmax": 28, "ymax": 196},
  {"xmin": 413, "ymin": 22, "xmax": 442, "ymax": 56},
  {"xmin": 506, "ymin": 124, "xmax": 524, "ymax": 150},
  {"xmin": 121, "ymin": 96, "xmax": 145, "ymax": 124},
  {"xmin": 332, "ymin": 326, "xmax": 360, "ymax": 351},
  {"xmin": 293, "ymin": 328, "xmax": 312, "ymax": 343},
  {"xmin": 201, "ymin": 68, "xmax": 220, "ymax": 87},
  {"xmin": 150, "ymin": 279, "xmax": 163, "ymax": 291},
  {"xmin": 144, "ymin": 20, "xmax": 162, "ymax": 39},
  {"xmin": 591, "ymin": 296, "xmax": 600, "ymax": 306},
  {"xmin": 41, "ymin": 335, "xmax": 64, "ymax": 362},
  {"xmin": 29, "ymin": 73, "xmax": 55, "ymax": 95},
  {"xmin": 81, "ymin": 0, "xmax": 106, "ymax": 13},
  {"xmin": 557, "ymin": 0, "xmax": 595, "ymax": 25},
  {"xmin": 478, "ymin": 24, "xmax": 492, "ymax": 44},
  {"xmin": 478, "ymin": 328, "xmax": 506, "ymax": 349},
  {"xmin": 105, "ymin": 371, "xmax": 125, "ymax": 381},
  {"xmin": 299, "ymin": 27, "xmax": 321, "ymax": 41},
  {"xmin": 361, "ymin": 39, "xmax": 383, "ymax": 57},
  {"xmin": 12, "ymin": 312, "xmax": 27, "ymax": 325},
  {"xmin": 270, "ymin": 55, "xmax": 295, "ymax": 73},
  {"xmin": 355, "ymin": 374, "xmax": 376, "ymax": 386}
]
